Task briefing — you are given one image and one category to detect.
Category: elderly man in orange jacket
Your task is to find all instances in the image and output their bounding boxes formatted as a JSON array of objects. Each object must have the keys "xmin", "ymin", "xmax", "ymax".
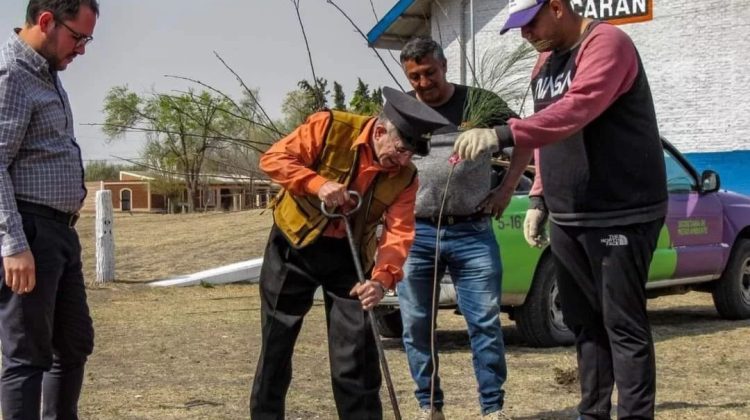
[{"xmin": 250, "ymin": 87, "xmax": 448, "ymax": 420}]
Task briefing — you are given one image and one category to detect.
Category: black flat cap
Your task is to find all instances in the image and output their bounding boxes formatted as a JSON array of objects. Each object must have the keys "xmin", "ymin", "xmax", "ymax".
[{"xmin": 382, "ymin": 86, "xmax": 450, "ymax": 156}]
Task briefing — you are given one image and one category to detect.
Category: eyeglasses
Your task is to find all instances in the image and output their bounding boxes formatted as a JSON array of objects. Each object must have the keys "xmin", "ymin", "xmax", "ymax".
[
  {"xmin": 389, "ymin": 136, "xmax": 414, "ymax": 157},
  {"xmin": 55, "ymin": 18, "xmax": 93, "ymax": 47}
]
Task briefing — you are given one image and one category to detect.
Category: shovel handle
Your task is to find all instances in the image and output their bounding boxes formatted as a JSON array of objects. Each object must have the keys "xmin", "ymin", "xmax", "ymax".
[
  {"xmin": 319, "ymin": 189, "xmax": 401, "ymax": 419},
  {"xmin": 320, "ymin": 190, "xmax": 362, "ymax": 218}
]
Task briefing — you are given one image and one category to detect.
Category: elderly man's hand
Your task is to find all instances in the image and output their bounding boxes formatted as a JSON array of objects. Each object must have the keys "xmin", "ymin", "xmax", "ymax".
[
  {"xmin": 349, "ymin": 280, "xmax": 385, "ymax": 311},
  {"xmin": 318, "ymin": 181, "xmax": 350, "ymax": 209},
  {"xmin": 453, "ymin": 128, "xmax": 499, "ymax": 161}
]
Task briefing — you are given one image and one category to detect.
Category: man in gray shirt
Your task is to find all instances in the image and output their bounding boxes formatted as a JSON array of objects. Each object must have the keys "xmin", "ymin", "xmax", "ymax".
[
  {"xmin": 0, "ymin": 1, "xmax": 98, "ymax": 418},
  {"xmin": 397, "ymin": 36, "xmax": 515, "ymax": 420}
]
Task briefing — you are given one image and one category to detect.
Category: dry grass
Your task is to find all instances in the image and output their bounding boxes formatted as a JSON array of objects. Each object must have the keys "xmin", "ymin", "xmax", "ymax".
[
  {"xmin": 77, "ymin": 210, "xmax": 272, "ymax": 283},
  {"xmin": 76, "ymin": 212, "xmax": 750, "ymax": 419}
]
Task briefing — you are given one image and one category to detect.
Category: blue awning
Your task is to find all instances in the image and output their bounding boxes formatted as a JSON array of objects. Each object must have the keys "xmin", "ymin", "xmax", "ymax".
[{"xmin": 367, "ymin": 0, "xmax": 432, "ymax": 50}]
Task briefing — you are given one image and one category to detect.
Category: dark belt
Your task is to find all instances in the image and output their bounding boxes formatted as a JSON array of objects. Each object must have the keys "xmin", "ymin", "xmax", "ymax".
[
  {"xmin": 16, "ymin": 200, "xmax": 80, "ymax": 227},
  {"xmin": 417, "ymin": 213, "xmax": 487, "ymax": 226}
]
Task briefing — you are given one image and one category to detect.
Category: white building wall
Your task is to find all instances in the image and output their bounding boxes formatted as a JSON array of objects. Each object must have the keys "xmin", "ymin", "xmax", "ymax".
[
  {"xmin": 428, "ymin": 0, "xmax": 750, "ymax": 152},
  {"xmin": 430, "ymin": 0, "xmax": 466, "ymax": 81}
]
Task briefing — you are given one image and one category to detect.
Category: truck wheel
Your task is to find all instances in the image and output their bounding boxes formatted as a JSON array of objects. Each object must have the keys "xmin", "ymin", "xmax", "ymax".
[
  {"xmin": 712, "ymin": 238, "xmax": 750, "ymax": 319},
  {"xmin": 515, "ymin": 256, "xmax": 574, "ymax": 347},
  {"xmin": 373, "ymin": 307, "xmax": 403, "ymax": 338}
]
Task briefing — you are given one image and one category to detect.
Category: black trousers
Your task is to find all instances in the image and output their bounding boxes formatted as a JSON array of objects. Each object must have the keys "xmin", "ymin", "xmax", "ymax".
[
  {"xmin": 0, "ymin": 213, "xmax": 94, "ymax": 420},
  {"xmin": 250, "ymin": 227, "xmax": 382, "ymax": 420},
  {"xmin": 550, "ymin": 218, "xmax": 663, "ymax": 420}
]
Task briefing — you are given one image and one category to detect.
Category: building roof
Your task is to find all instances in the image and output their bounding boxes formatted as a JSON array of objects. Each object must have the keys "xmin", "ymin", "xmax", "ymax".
[
  {"xmin": 367, "ymin": 0, "xmax": 432, "ymax": 50},
  {"xmin": 118, "ymin": 170, "xmax": 272, "ymax": 185},
  {"xmin": 120, "ymin": 171, "xmax": 156, "ymax": 181}
]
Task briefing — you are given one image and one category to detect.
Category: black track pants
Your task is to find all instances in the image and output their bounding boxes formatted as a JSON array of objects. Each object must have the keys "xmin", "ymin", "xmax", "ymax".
[{"xmin": 550, "ymin": 218, "xmax": 663, "ymax": 420}]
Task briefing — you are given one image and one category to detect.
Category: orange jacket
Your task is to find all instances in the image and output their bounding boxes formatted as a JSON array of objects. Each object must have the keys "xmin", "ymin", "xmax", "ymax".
[{"xmin": 260, "ymin": 112, "xmax": 418, "ymax": 289}]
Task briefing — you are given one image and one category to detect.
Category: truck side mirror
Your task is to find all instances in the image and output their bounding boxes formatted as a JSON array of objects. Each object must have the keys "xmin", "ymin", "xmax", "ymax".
[{"xmin": 700, "ymin": 170, "xmax": 720, "ymax": 193}]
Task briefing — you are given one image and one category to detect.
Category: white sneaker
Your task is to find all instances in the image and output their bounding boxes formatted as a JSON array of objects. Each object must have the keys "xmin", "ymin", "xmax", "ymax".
[{"xmin": 416, "ymin": 406, "xmax": 445, "ymax": 420}]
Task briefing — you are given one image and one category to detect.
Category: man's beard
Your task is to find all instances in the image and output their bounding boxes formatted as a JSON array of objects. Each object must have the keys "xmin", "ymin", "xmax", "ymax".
[
  {"xmin": 528, "ymin": 39, "xmax": 554, "ymax": 52},
  {"xmin": 40, "ymin": 34, "xmax": 70, "ymax": 71}
]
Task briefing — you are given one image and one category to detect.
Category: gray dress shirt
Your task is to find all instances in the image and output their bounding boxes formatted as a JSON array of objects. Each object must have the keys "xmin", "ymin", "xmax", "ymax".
[{"xmin": 0, "ymin": 31, "xmax": 86, "ymax": 256}]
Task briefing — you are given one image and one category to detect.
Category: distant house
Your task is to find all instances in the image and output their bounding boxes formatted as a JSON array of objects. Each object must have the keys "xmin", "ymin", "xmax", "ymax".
[{"xmin": 82, "ymin": 171, "xmax": 280, "ymax": 213}]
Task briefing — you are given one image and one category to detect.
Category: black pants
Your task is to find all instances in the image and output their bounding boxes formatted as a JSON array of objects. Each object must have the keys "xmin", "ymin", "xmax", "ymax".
[
  {"xmin": 550, "ymin": 218, "xmax": 663, "ymax": 420},
  {"xmin": 250, "ymin": 227, "xmax": 382, "ymax": 420},
  {"xmin": 0, "ymin": 213, "xmax": 94, "ymax": 420}
]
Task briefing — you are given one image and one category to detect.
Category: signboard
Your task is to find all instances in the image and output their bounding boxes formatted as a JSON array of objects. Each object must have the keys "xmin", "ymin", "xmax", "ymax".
[{"xmin": 570, "ymin": 0, "xmax": 653, "ymax": 25}]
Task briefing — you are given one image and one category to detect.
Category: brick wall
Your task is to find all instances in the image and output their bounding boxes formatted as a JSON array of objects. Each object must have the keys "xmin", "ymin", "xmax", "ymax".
[
  {"xmin": 107, "ymin": 184, "xmax": 150, "ymax": 211},
  {"xmin": 82, "ymin": 181, "xmax": 153, "ymax": 212},
  {"xmin": 430, "ymin": 0, "xmax": 750, "ymax": 152}
]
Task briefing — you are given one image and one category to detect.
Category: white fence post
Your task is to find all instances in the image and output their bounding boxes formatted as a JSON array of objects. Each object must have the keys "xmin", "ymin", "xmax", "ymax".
[{"xmin": 95, "ymin": 190, "xmax": 115, "ymax": 283}]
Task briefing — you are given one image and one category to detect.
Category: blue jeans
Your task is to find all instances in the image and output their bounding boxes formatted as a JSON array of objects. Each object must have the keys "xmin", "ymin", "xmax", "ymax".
[{"xmin": 397, "ymin": 218, "xmax": 506, "ymax": 415}]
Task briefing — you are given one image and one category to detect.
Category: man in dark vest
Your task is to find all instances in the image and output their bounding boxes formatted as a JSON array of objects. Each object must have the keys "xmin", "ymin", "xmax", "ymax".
[
  {"xmin": 250, "ymin": 87, "xmax": 449, "ymax": 420},
  {"xmin": 453, "ymin": 1, "xmax": 668, "ymax": 419}
]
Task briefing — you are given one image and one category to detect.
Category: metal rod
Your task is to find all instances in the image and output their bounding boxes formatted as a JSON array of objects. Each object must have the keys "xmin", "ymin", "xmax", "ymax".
[{"xmin": 321, "ymin": 192, "xmax": 402, "ymax": 420}]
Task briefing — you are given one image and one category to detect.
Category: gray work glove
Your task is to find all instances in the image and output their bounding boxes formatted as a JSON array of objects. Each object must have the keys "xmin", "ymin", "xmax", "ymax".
[
  {"xmin": 453, "ymin": 128, "xmax": 499, "ymax": 161},
  {"xmin": 523, "ymin": 196, "xmax": 549, "ymax": 248}
]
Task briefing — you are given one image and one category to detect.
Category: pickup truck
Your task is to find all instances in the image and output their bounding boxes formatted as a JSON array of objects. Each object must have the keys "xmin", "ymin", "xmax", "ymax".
[{"xmin": 374, "ymin": 139, "xmax": 750, "ymax": 347}]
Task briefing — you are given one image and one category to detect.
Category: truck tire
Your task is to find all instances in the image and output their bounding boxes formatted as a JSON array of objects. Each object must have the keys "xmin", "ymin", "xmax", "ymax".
[
  {"xmin": 712, "ymin": 238, "xmax": 750, "ymax": 319},
  {"xmin": 515, "ymin": 256, "xmax": 574, "ymax": 347},
  {"xmin": 373, "ymin": 307, "xmax": 403, "ymax": 338}
]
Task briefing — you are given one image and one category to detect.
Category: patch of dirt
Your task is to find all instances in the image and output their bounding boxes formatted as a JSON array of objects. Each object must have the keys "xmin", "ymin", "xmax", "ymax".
[
  {"xmin": 553, "ymin": 366, "xmax": 578, "ymax": 387},
  {"xmin": 76, "ymin": 212, "xmax": 750, "ymax": 418},
  {"xmin": 81, "ymin": 283, "xmax": 750, "ymax": 419}
]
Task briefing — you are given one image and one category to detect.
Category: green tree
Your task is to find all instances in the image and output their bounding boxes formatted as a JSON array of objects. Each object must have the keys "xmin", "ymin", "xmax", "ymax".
[
  {"xmin": 84, "ymin": 160, "xmax": 135, "ymax": 181},
  {"xmin": 370, "ymin": 87, "xmax": 383, "ymax": 109},
  {"xmin": 279, "ymin": 78, "xmax": 385, "ymax": 134},
  {"xmin": 280, "ymin": 88, "xmax": 316, "ymax": 131},
  {"xmin": 279, "ymin": 77, "xmax": 332, "ymax": 131},
  {"xmin": 332, "ymin": 81, "xmax": 346, "ymax": 111},
  {"xmin": 298, "ymin": 77, "xmax": 329, "ymax": 111},
  {"xmin": 102, "ymin": 86, "xmax": 242, "ymax": 212},
  {"xmin": 349, "ymin": 78, "xmax": 382, "ymax": 116}
]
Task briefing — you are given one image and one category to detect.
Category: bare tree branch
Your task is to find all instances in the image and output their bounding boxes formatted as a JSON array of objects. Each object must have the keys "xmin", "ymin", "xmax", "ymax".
[
  {"xmin": 325, "ymin": 0, "xmax": 405, "ymax": 92},
  {"xmin": 367, "ymin": 0, "xmax": 403, "ymax": 69},
  {"xmin": 84, "ymin": 123, "xmax": 270, "ymax": 152},
  {"xmin": 111, "ymin": 155, "xmax": 267, "ymax": 180},
  {"xmin": 433, "ymin": 0, "xmax": 480, "ymax": 86},
  {"xmin": 157, "ymin": 91, "xmax": 274, "ymax": 152},
  {"xmin": 368, "ymin": 0, "xmax": 378, "ymax": 20},
  {"xmin": 163, "ymin": 89, "xmax": 282, "ymax": 138},
  {"xmin": 202, "ymin": 155, "xmax": 268, "ymax": 179},
  {"xmin": 290, "ymin": 0, "xmax": 326, "ymax": 109},
  {"xmin": 212, "ymin": 51, "xmax": 283, "ymax": 136},
  {"xmin": 165, "ymin": 75, "xmax": 249, "ymax": 115}
]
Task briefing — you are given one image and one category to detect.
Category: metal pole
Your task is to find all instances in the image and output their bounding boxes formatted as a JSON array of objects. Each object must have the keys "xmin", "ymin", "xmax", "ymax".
[{"xmin": 320, "ymin": 192, "xmax": 401, "ymax": 420}]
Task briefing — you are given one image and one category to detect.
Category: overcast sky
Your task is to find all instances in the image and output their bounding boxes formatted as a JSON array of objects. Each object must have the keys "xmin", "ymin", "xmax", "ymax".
[{"xmin": 1, "ymin": 0, "xmax": 406, "ymax": 161}]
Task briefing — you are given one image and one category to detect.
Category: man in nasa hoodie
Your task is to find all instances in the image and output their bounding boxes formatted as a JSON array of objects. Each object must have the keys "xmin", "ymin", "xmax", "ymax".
[{"xmin": 453, "ymin": 1, "xmax": 667, "ymax": 419}]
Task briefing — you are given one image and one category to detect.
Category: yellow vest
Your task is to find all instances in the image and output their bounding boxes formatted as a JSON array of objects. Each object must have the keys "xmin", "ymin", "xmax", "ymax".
[{"xmin": 272, "ymin": 110, "xmax": 417, "ymax": 272}]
